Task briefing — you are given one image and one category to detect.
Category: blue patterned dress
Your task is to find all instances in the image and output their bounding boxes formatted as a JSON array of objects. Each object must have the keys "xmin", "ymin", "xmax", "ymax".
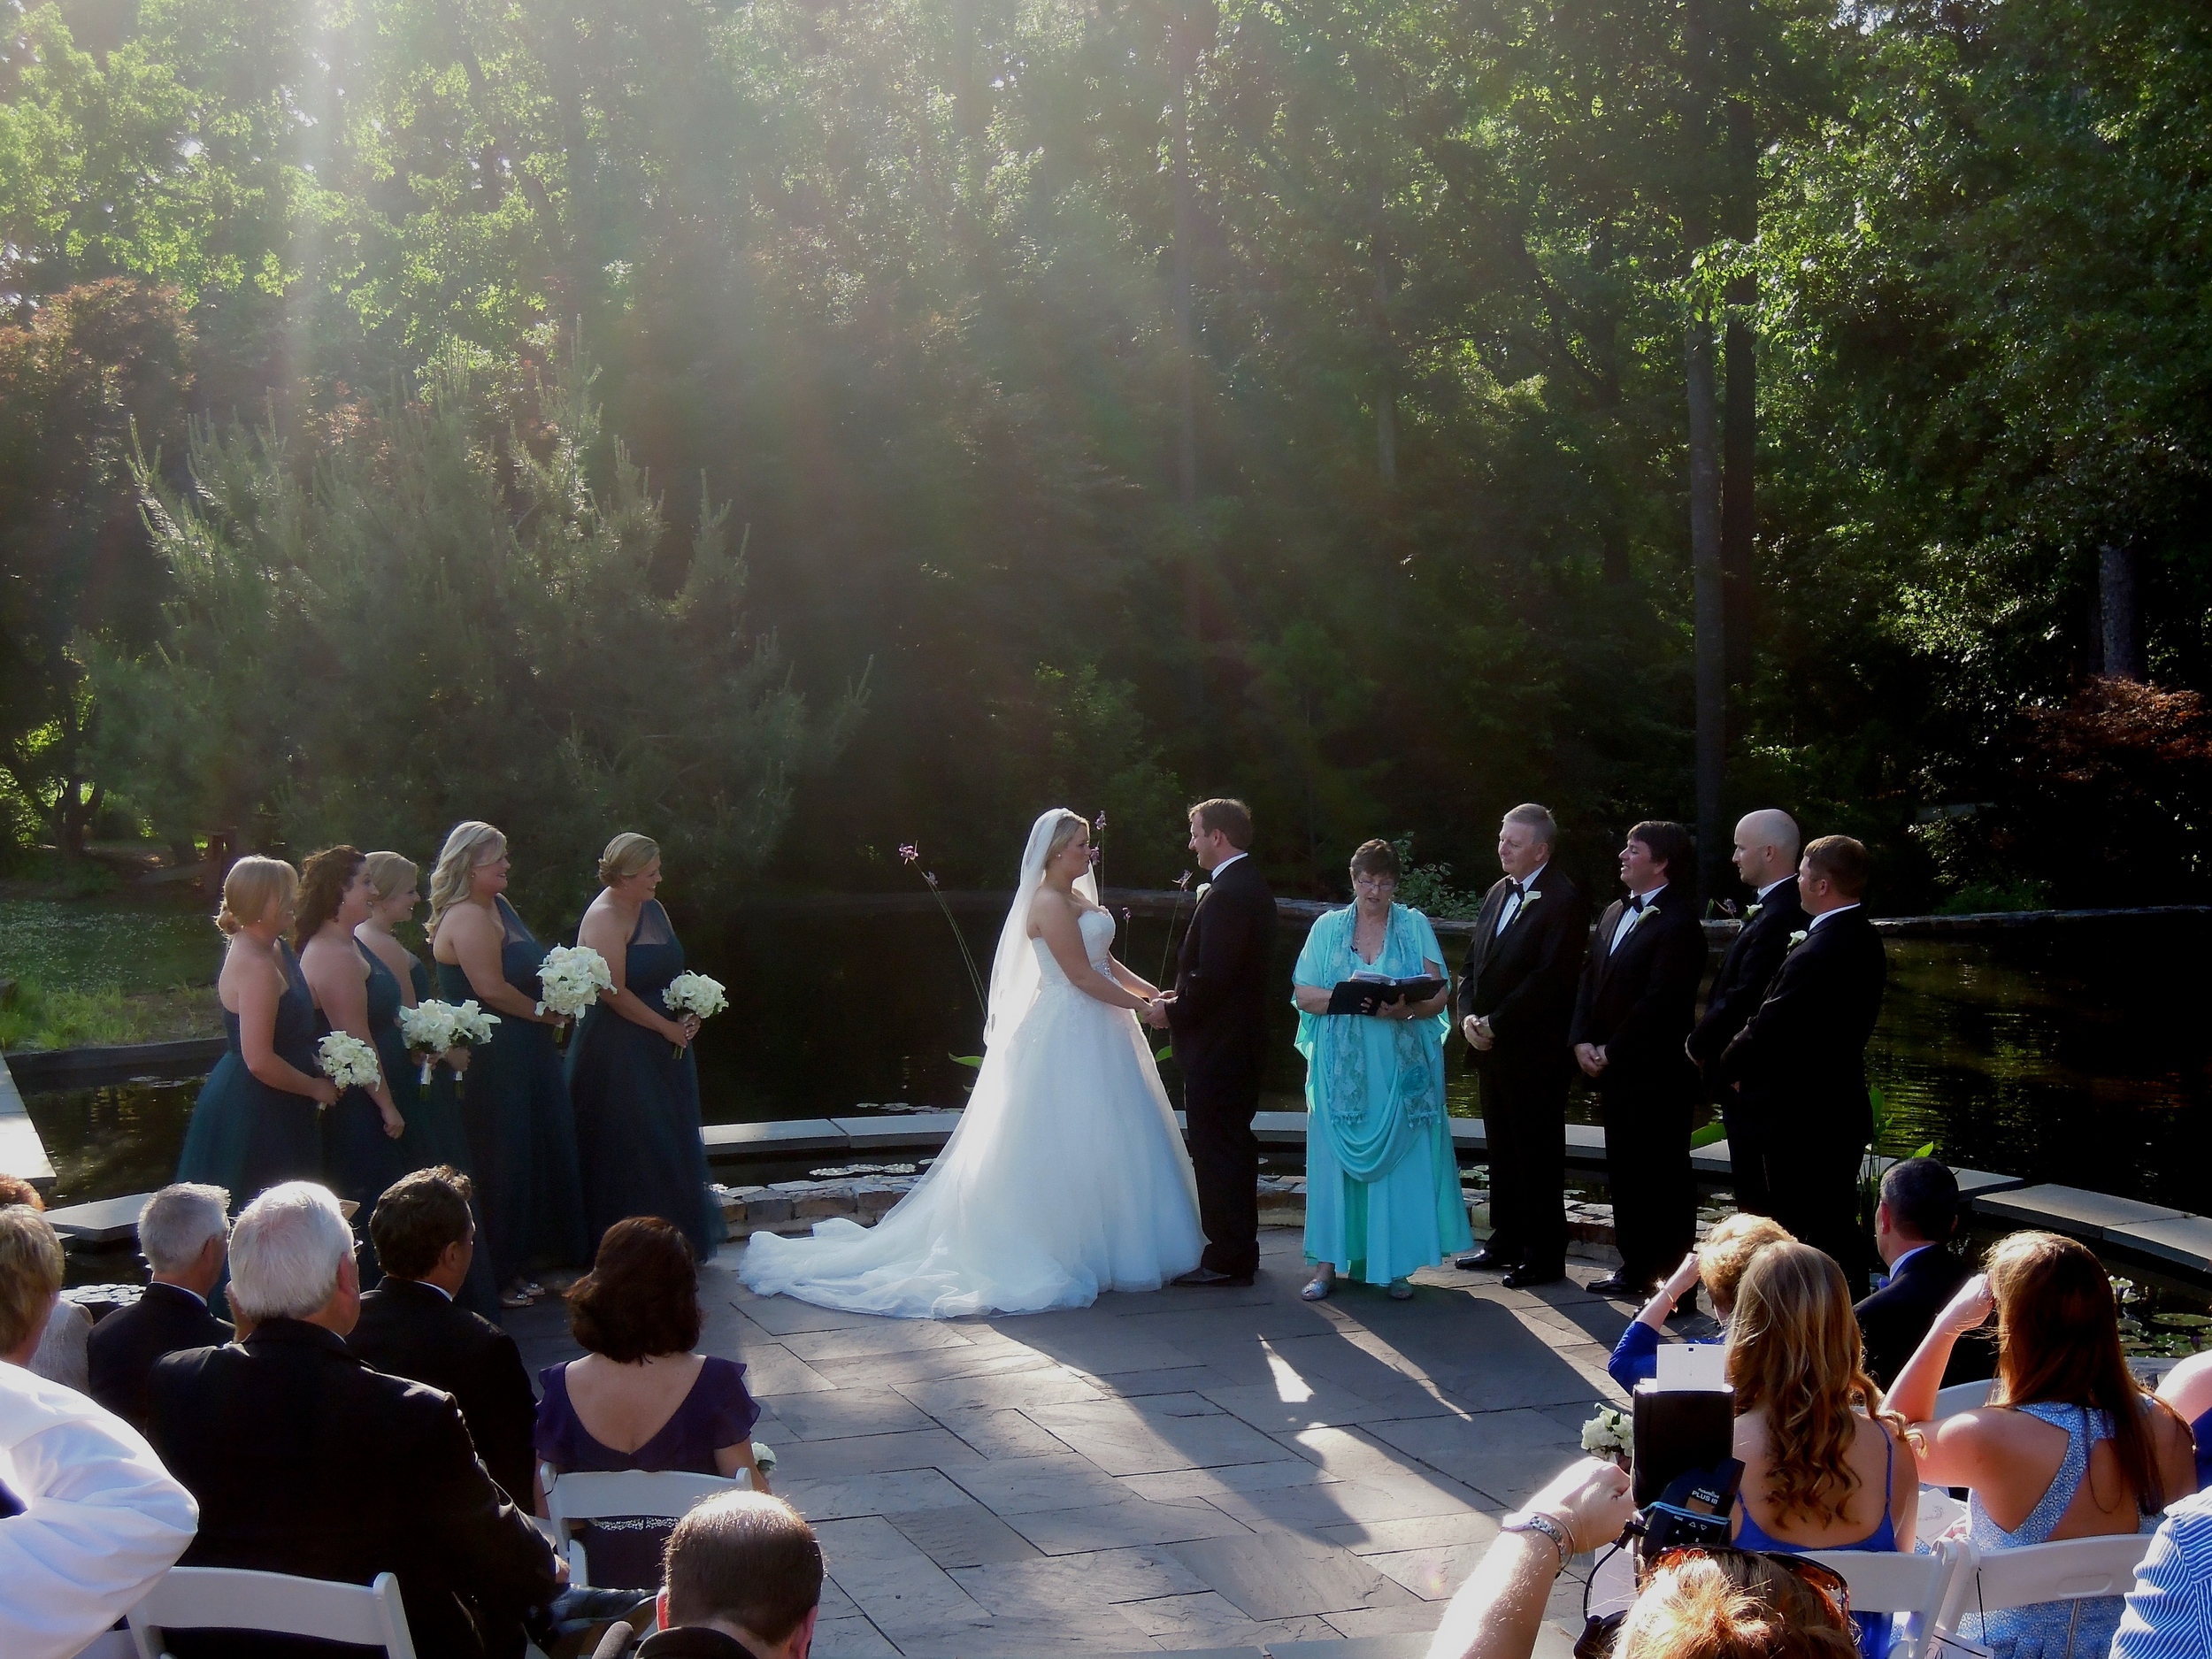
[
  {"xmin": 437, "ymin": 895, "xmax": 588, "ymax": 1288},
  {"xmin": 1292, "ymin": 903, "xmax": 1471, "ymax": 1284},
  {"xmin": 565, "ymin": 899, "xmax": 726, "ymax": 1261},
  {"xmin": 177, "ymin": 941, "xmax": 324, "ymax": 1203}
]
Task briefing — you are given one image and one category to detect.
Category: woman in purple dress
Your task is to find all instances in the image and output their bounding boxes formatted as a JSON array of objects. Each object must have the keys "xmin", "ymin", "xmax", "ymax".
[{"xmin": 534, "ymin": 1217, "xmax": 766, "ymax": 1587}]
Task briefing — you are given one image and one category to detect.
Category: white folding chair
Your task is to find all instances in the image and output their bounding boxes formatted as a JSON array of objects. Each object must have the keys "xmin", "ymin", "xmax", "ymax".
[
  {"xmin": 1801, "ymin": 1539, "xmax": 1963, "ymax": 1659},
  {"xmin": 127, "ymin": 1566, "xmax": 417, "ymax": 1658},
  {"xmin": 1935, "ymin": 1532, "xmax": 2159, "ymax": 1641},
  {"xmin": 542, "ymin": 1468, "xmax": 751, "ymax": 1586},
  {"xmin": 1931, "ymin": 1379, "xmax": 1994, "ymax": 1418}
]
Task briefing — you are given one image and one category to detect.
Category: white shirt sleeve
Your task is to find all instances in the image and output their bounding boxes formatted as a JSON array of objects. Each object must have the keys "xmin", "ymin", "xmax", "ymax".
[{"xmin": 0, "ymin": 1362, "xmax": 198, "ymax": 1659}]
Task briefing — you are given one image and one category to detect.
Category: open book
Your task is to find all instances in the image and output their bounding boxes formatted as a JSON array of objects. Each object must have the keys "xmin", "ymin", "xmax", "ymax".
[{"xmin": 1325, "ymin": 973, "xmax": 1446, "ymax": 1017}]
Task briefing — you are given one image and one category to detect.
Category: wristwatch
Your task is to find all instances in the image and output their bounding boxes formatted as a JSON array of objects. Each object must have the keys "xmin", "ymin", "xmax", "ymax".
[{"xmin": 1500, "ymin": 1508, "xmax": 1572, "ymax": 1570}]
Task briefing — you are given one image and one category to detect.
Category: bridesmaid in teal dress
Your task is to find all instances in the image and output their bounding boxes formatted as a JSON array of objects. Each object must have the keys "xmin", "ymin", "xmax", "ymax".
[
  {"xmin": 1290, "ymin": 839, "xmax": 1470, "ymax": 1302},
  {"xmin": 427, "ymin": 820, "xmax": 588, "ymax": 1308},
  {"xmin": 296, "ymin": 847, "xmax": 411, "ymax": 1263},
  {"xmin": 566, "ymin": 833, "xmax": 727, "ymax": 1260},
  {"xmin": 177, "ymin": 856, "xmax": 338, "ymax": 1201},
  {"xmin": 356, "ymin": 849, "xmax": 502, "ymax": 1317}
]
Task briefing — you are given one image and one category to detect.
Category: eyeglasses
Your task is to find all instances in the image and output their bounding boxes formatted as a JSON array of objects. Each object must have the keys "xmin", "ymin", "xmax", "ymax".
[{"xmin": 1352, "ymin": 875, "xmax": 1397, "ymax": 892}]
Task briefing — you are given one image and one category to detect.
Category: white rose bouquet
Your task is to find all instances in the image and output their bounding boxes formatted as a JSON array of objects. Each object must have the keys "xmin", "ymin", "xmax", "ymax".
[
  {"xmin": 661, "ymin": 972, "xmax": 727, "ymax": 1057},
  {"xmin": 316, "ymin": 1033, "xmax": 383, "ymax": 1099},
  {"xmin": 396, "ymin": 999, "xmax": 501, "ymax": 1083},
  {"xmin": 1580, "ymin": 1405, "xmax": 1631, "ymax": 1461},
  {"xmin": 535, "ymin": 944, "xmax": 613, "ymax": 1021}
]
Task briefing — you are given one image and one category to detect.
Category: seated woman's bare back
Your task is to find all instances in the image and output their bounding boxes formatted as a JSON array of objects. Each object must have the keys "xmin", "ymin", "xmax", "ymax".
[{"xmin": 1732, "ymin": 1409, "xmax": 1916, "ymax": 1549}]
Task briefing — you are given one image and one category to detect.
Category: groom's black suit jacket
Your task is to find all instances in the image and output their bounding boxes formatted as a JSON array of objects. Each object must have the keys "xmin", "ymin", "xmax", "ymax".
[
  {"xmin": 1456, "ymin": 866, "xmax": 1587, "ymax": 1081},
  {"xmin": 1687, "ymin": 881, "xmax": 1809, "ymax": 1073},
  {"xmin": 1713, "ymin": 905, "xmax": 1886, "ymax": 1146},
  {"xmin": 1167, "ymin": 854, "xmax": 1276, "ymax": 1091}
]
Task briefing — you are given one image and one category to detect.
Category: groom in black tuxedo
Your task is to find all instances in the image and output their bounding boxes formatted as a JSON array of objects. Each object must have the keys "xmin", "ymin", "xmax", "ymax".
[
  {"xmin": 1149, "ymin": 798, "xmax": 1276, "ymax": 1286},
  {"xmin": 1715, "ymin": 834, "xmax": 1887, "ymax": 1293},
  {"xmin": 1686, "ymin": 809, "xmax": 1808, "ymax": 1219},
  {"xmin": 1454, "ymin": 803, "xmax": 1588, "ymax": 1286},
  {"xmin": 1570, "ymin": 819, "xmax": 1706, "ymax": 1297}
]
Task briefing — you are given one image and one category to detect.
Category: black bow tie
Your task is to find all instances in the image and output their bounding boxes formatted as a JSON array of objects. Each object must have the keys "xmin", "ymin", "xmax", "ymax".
[
  {"xmin": 1627, "ymin": 894, "xmax": 1648, "ymax": 913},
  {"xmin": 1506, "ymin": 880, "xmax": 1525, "ymax": 901}
]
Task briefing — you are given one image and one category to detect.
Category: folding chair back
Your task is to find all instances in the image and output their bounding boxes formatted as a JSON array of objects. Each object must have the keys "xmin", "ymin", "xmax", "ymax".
[
  {"xmin": 1937, "ymin": 1532, "xmax": 2158, "ymax": 1635},
  {"xmin": 542, "ymin": 1468, "xmax": 752, "ymax": 1586},
  {"xmin": 128, "ymin": 1566, "xmax": 416, "ymax": 1659},
  {"xmin": 1931, "ymin": 1379, "xmax": 1994, "ymax": 1419},
  {"xmin": 1801, "ymin": 1539, "xmax": 1962, "ymax": 1659}
]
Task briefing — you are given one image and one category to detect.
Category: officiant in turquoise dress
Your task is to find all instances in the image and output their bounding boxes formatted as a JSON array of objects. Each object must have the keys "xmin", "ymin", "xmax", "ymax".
[{"xmin": 1292, "ymin": 839, "xmax": 1470, "ymax": 1302}]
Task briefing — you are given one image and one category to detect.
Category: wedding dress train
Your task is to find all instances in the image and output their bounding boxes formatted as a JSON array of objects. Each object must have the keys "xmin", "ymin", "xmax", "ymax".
[{"xmin": 741, "ymin": 904, "xmax": 1206, "ymax": 1317}]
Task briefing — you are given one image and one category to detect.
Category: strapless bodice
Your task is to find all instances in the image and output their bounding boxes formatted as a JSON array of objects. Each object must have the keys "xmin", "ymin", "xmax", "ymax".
[{"xmin": 1033, "ymin": 907, "xmax": 1116, "ymax": 986}]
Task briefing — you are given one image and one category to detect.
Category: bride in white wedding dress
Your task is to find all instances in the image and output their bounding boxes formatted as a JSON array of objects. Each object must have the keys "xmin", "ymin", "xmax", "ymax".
[{"xmin": 741, "ymin": 809, "xmax": 1206, "ymax": 1317}]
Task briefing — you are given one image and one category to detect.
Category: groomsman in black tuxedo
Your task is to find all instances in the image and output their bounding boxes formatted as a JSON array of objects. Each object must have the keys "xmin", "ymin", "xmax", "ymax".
[
  {"xmin": 1715, "ymin": 834, "xmax": 1888, "ymax": 1294},
  {"xmin": 1570, "ymin": 820, "xmax": 1706, "ymax": 1297},
  {"xmin": 1453, "ymin": 804, "xmax": 1589, "ymax": 1287},
  {"xmin": 1150, "ymin": 798, "xmax": 1277, "ymax": 1286},
  {"xmin": 1686, "ymin": 809, "xmax": 1808, "ymax": 1218}
]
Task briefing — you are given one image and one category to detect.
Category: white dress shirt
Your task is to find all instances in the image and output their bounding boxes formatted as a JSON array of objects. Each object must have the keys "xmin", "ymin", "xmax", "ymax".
[
  {"xmin": 0, "ymin": 1360, "xmax": 198, "ymax": 1659},
  {"xmin": 1755, "ymin": 878, "xmax": 1792, "ymax": 902},
  {"xmin": 1808, "ymin": 901, "xmax": 1862, "ymax": 932},
  {"xmin": 1494, "ymin": 864, "xmax": 1548, "ymax": 935},
  {"xmin": 1207, "ymin": 851, "xmax": 1248, "ymax": 881},
  {"xmin": 1610, "ymin": 883, "xmax": 1666, "ymax": 954}
]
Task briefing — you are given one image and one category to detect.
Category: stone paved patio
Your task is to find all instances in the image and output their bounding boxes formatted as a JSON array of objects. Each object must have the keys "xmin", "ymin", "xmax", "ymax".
[{"xmin": 510, "ymin": 1228, "xmax": 1642, "ymax": 1658}]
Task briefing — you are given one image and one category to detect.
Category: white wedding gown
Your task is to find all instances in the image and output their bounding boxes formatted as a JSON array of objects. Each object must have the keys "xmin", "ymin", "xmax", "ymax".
[{"xmin": 741, "ymin": 908, "xmax": 1206, "ymax": 1317}]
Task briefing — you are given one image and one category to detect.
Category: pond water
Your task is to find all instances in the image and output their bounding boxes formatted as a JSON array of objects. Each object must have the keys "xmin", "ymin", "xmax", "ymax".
[{"xmin": 12, "ymin": 900, "xmax": 2212, "ymax": 1220}]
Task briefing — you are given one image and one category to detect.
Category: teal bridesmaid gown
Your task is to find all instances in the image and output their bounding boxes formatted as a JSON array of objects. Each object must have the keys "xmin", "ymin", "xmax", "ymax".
[
  {"xmin": 565, "ymin": 900, "xmax": 727, "ymax": 1260},
  {"xmin": 437, "ymin": 895, "xmax": 588, "ymax": 1288},
  {"xmin": 322, "ymin": 944, "xmax": 413, "ymax": 1232},
  {"xmin": 177, "ymin": 941, "xmax": 325, "ymax": 1203},
  {"xmin": 1293, "ymin": 902, "xmax": 1471, "ymax": 1285},
  {"xmin": 363, "ymin": 946, "xmax": 501, "ymax": 1316}
]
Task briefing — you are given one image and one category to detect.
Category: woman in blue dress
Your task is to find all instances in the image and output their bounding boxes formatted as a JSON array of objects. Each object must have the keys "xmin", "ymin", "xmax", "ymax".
[
  {"xmin": 1290, "ymin": 839, "xmax": 1469, "ymax": 1302},
  {"xmin": 1891, "ymin": 1231, "xmax": 2195, "ymax": 1658},
  {"xmin": 355, "ymin": 849, "xmax": 501, "ymax": 1317},
  {"xmin": 296, "ymin": 846, "xmax": 411, "ymax": 1245},
  {"xmin": 566, "ymin": 833, "xmax": 726, "ymax": 1261},
  {"xmin": 427, "ymin": 820, "xmax": 588, "ymax": 1309},
  {"xmin": 177, "ymin": 856, "xmax": 337, "ymax": 1201}
]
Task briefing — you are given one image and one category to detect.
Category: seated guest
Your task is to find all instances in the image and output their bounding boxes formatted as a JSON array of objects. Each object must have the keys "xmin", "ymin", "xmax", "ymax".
[
  {"xmin": 2111, "ymin": 1485, "xmax": 2212, "ymax": 1659},
  {"xmin": 2, "ymin": 1337, "xmax": 200, "ymax": 1659},
  {"xmin": 1725, "ymin": 1243, "xmax": 1916, "ymax": 1657},
  {"xmin": 647, "ymin": 1492, "xmax": 823, "ymax": 1659},
  {"xmin": 0, "ymin": 1177, "xmax": 88, "ymax": 1392},
  {"xmin": 349, "ymin": 1166, "xmax": 538, "ymax": 1509},
  {"xmin": 1853, "ymin": 1156, "xmax": 1993, "ymax": 1391},
  {"xmin": 1888, "ymin": 1230, "xmax": 2196, "ymax": 1659},
  {"xmin": 88, "ymin": 1182, "xmax": 233, "ymax": 1431},
  {"xmin": 2155, "ymin": 1348, "xmax": 2212, "ymax": 1495},
  {"xmin": 146, "ymin": 1180, "xmax": 560, "ymax": 1658},
  {"xmin": 536, "ymin": 1217, "xmax": 765, "ymax": 1588},
  {"xmin": 1608, "ymin": 1212, "xmax": 1792, "ymax": 1391},
  {"xmin": 1424, "ymin": 1455, "xmax": 1857, "ymax": 1659}
]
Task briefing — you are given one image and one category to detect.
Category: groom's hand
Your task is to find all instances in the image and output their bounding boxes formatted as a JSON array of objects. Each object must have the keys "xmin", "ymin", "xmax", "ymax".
[{"xmin": 1143, "ymin": 995, "xmax": 1174, "ymax": 1030}]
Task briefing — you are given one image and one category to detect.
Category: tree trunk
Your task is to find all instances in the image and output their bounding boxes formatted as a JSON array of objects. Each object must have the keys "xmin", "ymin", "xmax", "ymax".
[
  {"xmin": 1688, "ymin": 308, "xmax": 1727, "ymax": 902},
  {"xmin": 1171, "ymin": 3, "xmax": 1202, "ymax": 716},
  {"xmin": 1720, "ymin": 61, "xmax": 1757, "ymax": 692},
  {"xmin": 2101, "ymin": 540, "xmax": 2143, "ymax": 680}
]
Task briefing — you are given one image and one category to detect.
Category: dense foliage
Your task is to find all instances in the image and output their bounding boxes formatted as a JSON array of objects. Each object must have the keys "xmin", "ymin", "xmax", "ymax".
[{"xmin": 4, "ymin": 0, "xmax": 2210, "ymax": 909}]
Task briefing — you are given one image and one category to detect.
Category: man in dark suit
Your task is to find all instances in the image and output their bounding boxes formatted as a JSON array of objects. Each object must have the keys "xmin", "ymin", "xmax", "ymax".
[
  {"xmin": 1686, "ymin": 810, "xmax": 1809, "ymax": 1219},
  {"xmin": 1148, "ymin": 797, "xmax": 1277, "ymax": 1286},
  {"xmin": 348, "ymin": 1166, "xmax": 538, "ymax": 1509},
  {"xmin": 1715, "ymin": 834, "xmax": 1888, "ymax": 1294},
  {"xmin": 1570, "ymin": 819, "xmax": 1707, "ymax": 1298},
  {"xmin": 88, "ymin": 1182, "xmax": 233, "ymax": 1432},
  {"xmin": 1453, "ymin": 803, "xmax": 1590, "ymax": 1287},
  {"xmin": 146, "ymin": 1180, "xmax": 560, "ymax": 1659},
  {"xmin": 1855, "ymin": 1156, "xmax": 1995, "ymax": 1390}
]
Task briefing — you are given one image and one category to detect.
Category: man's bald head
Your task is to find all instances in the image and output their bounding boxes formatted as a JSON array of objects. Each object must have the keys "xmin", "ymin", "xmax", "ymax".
[{"xmin": 1731, "ymin": 810, "xmax": 1801, "ymax": 892}]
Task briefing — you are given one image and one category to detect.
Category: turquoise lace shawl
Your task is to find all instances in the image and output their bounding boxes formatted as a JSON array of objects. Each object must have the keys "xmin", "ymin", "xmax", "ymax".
[{"xmin": 1292, "ymin": 902, "xmax": 1449, "ymax": 1182}]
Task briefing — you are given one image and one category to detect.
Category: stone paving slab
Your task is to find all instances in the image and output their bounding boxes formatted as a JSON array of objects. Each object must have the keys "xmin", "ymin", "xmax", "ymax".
[{"xmin": 510, "ymin": 1227, "xmax": 1632, "ymax": 1655}]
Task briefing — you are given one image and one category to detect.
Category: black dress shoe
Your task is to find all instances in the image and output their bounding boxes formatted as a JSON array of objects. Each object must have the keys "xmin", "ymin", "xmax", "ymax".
[
  {"xmin": 1586, "ymin": 1272, "xmax": 1643, "ymax": 1297},
  {"xmin": 1173, "ymin": 1266, "xmax": 1256, "ymax": 1288},
  {"xmin": 1502, "ymin": 1264, "xmax": 1564, "ymax": 1289},
  {"xmin": 1455, "ymin": 1248, "xmax": 1515, "ymax": 1271}
]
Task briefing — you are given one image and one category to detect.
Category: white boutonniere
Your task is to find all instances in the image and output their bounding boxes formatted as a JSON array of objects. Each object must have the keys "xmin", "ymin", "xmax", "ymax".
[
  {"xmin": 1787, "ymin": 929, "xmax": 1809, "ymax": 949},
  {"xmin": 1518, "ymin": 892, "xmax": 1541, "ymax": 909},
  {"xmin": 1744, "ymin": 902, "xmax": 1763, "ymax": 919},
  {"xmin": 1195, "ymin": 882, "xmax": 1211, "ymax": 901}
]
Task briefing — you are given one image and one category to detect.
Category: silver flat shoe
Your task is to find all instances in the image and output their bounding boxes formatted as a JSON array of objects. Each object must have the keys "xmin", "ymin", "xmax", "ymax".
[{"xmin": 1300, "ymin": 1273, "xmax": 1333, "ymax": 1302}]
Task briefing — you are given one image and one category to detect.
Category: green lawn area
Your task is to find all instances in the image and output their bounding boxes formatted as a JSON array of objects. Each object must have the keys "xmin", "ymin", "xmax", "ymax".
[{"xmin": 0, "ymin": 895, "xmax": 226, "ymax": 1050}]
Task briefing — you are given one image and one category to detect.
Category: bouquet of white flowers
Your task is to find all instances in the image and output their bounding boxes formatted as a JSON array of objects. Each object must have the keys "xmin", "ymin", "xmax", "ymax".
[
  {"xmin": 534, "ymin": 944, "xmax": 612, "ymax": 1021},
  {"xmin": 661, "ymin": 971, "xmax": 727, "ymax": 1056},
  {"xmin": 397, "ymin": 1001, "xmax": 460, "ymax": 1084},
  {"xmin": 450, "ymin": 999, "xmax": 498, "ymax": 1047},
  {"xmin": 1580, "ymin": 1405, "xmax": 1631, "ymax": 1461},
  {"xmin": 316, "ymin": 1032, "xmax": 383, "ymax": 1099}
]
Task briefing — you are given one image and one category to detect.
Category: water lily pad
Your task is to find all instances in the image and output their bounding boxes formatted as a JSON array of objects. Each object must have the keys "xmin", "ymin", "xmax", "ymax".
[{"xmin": 2152, "ymin": 1312, "xmax": 2212, "ymax": 1329}]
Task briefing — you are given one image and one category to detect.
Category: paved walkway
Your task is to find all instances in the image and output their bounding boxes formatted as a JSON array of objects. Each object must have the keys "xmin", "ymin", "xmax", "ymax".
[{"xmin": 511, "ymin": 1229, "xmax": 1641, "ymax": 1658}]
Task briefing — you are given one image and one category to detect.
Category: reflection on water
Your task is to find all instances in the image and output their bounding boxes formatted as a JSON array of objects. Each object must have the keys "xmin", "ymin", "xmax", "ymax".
[{"xmin": 20, "ymin": 906, "xmax": 2212, "ymax": 1219}]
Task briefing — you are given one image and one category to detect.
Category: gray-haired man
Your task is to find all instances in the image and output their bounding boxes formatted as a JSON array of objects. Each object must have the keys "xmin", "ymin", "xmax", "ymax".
[{"xmin": 88, "ymin": 1182, "xmax": 232, "ymax": 1432}]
